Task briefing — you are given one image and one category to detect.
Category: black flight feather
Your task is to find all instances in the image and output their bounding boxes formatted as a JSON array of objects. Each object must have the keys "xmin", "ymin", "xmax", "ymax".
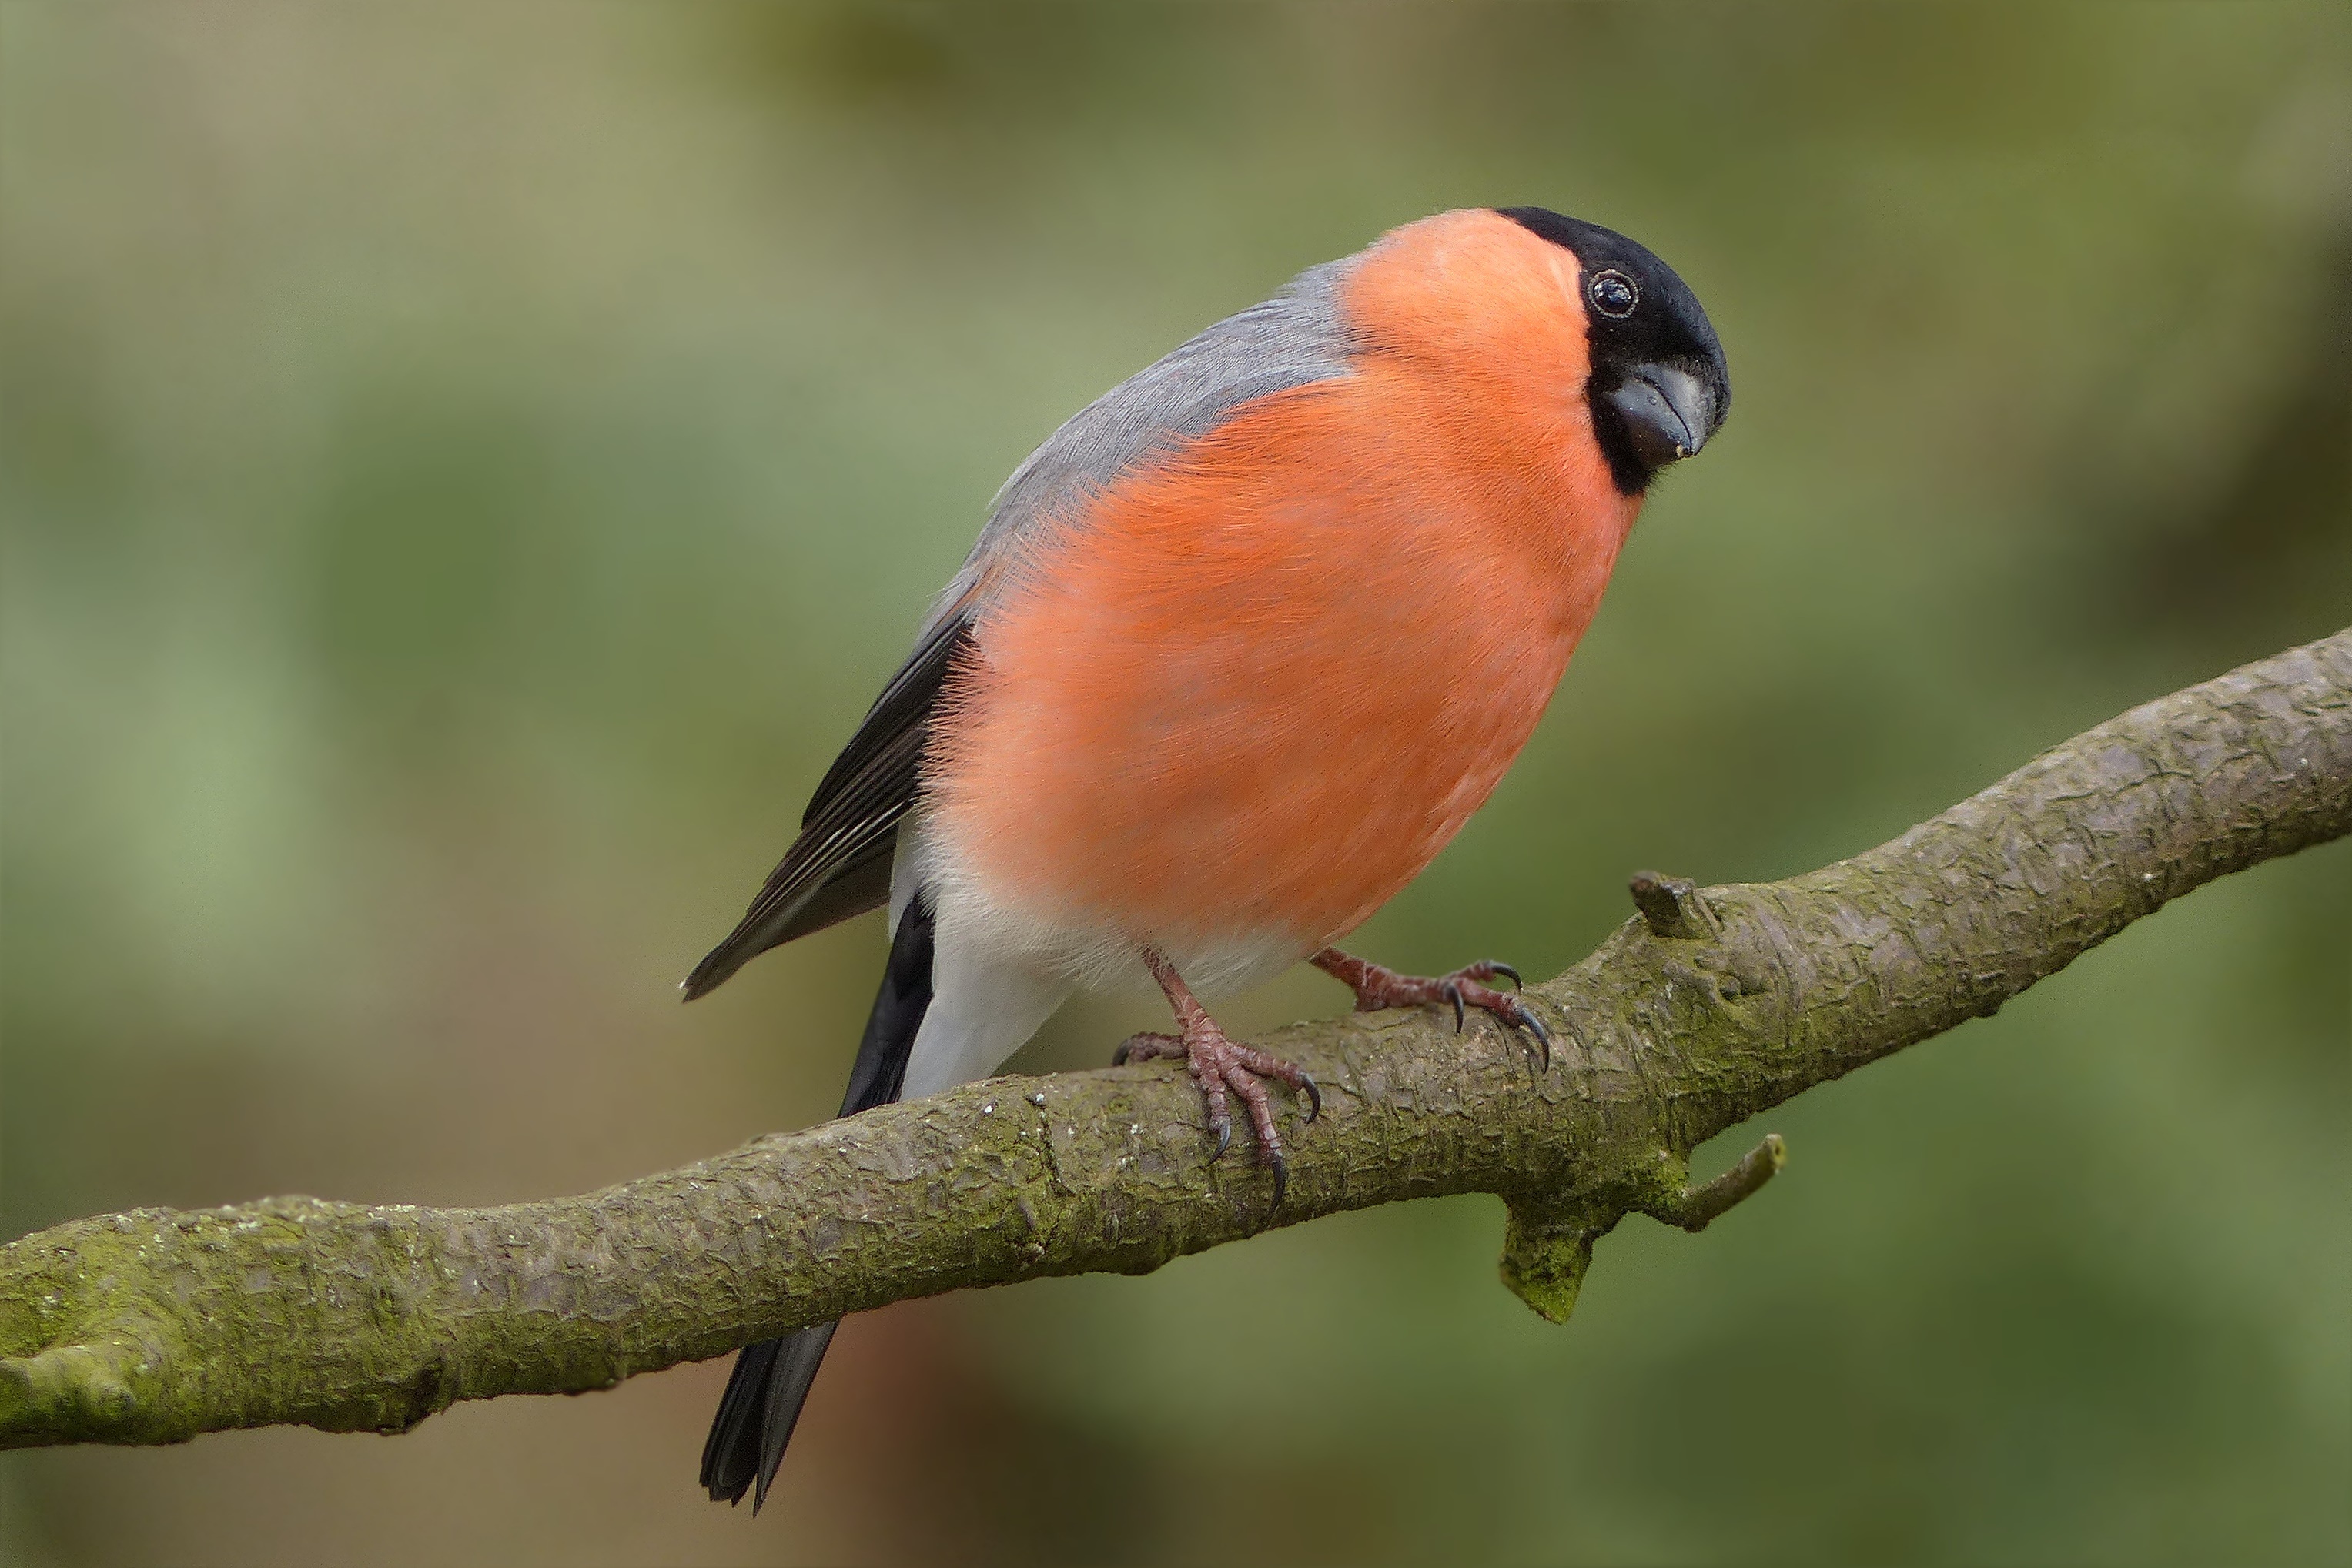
[
  {"xmin": 699, "ymin": 892, "xmax": 937, "ymax": 1510},
  {"xmin": 681, "ymin": 610, "xmax": 972, "ymax": 1001}
]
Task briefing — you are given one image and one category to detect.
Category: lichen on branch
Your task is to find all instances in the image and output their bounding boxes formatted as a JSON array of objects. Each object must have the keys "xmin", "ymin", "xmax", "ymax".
[{"xmin": 5, "ymin": 629, "xmax": 2348, "ymax": 1451}]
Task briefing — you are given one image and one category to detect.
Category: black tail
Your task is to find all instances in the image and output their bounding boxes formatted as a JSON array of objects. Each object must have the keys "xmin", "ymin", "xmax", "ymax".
[{"xmin": 700, "ymin": 893, "xmax": 936, "ymax": 1511}]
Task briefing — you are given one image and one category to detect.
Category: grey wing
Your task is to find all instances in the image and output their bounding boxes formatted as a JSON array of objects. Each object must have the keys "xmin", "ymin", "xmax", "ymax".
[
  {"xmin": 681, "ymin": 255, "xmax": 1359, "ymax": 1000},
  {"xmin": 918, "ymin": 256, "xmax": 1359, "ymax": 639}
]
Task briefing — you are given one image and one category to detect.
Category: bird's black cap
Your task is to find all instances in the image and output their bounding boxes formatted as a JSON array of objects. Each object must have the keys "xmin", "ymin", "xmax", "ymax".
[{"xmin": 1497, "ymin": 206, "xmax": 1731, "ymax": 493}]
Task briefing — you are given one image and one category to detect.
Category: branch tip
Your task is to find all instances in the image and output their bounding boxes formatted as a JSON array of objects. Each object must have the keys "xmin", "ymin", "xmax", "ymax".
[{"xmin": 1644, "ymin": 1134, "xmax": 1786, "ymax": 1232}]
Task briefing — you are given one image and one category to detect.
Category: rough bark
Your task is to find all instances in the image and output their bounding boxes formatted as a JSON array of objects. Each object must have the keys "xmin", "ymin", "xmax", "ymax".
[{"xmin": 4, "ymin": 629, "xmax": 2347, "ymax": 1450}]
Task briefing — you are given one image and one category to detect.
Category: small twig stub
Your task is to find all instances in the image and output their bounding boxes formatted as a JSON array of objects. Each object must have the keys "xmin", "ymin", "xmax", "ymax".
[
  {"xmin": 1629, "ymin": 871, "xmax": 1722, "ymax": 940},
  {"xmin": 1645, "ymin": 1134, "xmax": 1788, "ymax": 1233}
]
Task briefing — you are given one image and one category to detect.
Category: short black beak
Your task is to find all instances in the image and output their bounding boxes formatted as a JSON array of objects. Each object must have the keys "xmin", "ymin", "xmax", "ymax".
[{"xmin": 1604, "ymin": 363, "xmax": 1721, "ymax": 472}]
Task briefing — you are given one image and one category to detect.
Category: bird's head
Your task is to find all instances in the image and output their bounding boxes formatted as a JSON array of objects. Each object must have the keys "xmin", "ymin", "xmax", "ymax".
[
  {"xmin": 1343, "ymin": 207, "xmax": 1730, "ymax": 499},
  {"xmin": 1495, "ymin": 206, "xmax": 1730, "ymax": 494}
]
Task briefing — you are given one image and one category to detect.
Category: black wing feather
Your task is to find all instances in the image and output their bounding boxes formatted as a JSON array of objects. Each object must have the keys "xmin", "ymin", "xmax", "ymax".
[
  {"xmin": 681, "ymin": 610, "xmax": 972, "ymax": 1001},
  {"xmin": 801, "ymin": 610, "xmax": 971, "ymax": 827}
]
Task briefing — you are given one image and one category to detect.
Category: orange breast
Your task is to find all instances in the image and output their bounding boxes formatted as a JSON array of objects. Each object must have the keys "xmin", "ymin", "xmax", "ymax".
[{"xmin": 928, "ymin": 213, "xmax": 1641, "ymax": 955}]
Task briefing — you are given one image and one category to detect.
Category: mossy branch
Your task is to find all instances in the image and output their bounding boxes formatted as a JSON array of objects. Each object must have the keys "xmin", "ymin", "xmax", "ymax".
[{"xmin": 5, "ymin": 630, "xmax": 2347, "ymax": 1450}]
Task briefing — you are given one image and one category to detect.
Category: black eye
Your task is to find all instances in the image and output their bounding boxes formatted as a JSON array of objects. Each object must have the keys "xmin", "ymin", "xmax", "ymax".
[{"xmin": 1587, "ymin": 269, "xmax": 1638, "ymax": 319}]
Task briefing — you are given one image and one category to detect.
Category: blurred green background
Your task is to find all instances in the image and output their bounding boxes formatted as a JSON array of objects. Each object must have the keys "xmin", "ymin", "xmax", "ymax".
[{"xmin": 3, "ymin": 3, "xmax": 2347, "ymax": 1564}]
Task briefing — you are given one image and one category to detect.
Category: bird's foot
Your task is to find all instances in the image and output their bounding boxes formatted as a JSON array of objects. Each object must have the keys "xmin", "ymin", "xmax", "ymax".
[
  {"xmin": 1113, "ymin": 1024, "xmax": 1320, "ymax": 1206},
  {"xmin": 1311, "ymin": 947, "xmax": 1551, "ymax": 1065}
]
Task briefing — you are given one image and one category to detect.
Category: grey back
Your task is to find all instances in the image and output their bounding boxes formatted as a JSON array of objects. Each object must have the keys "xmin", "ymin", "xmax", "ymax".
[{"xmin": 922, "ymin": 256, "xmax": 1361, "ymax": 637}]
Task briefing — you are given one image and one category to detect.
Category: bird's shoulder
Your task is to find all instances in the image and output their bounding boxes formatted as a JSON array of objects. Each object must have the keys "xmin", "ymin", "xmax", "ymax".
[{"xmin": 924, "ymin": 257, "xmax": 1360, "ymax": 628}]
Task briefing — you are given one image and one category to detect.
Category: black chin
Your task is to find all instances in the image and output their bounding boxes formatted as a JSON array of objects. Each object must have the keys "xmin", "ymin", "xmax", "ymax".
[
  {"xmin": 1591, "ymin": 397, "xmax": 1664, "ymax": 496},
  {"xmin": 1591, "ymin": 364, "xmax": 1718, "ymax": 495}
]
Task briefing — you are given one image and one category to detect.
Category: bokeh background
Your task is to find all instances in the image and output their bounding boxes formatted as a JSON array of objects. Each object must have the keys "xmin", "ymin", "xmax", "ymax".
[{"xmin": 4, "ymin": 4, "xmax": 2347, "ymax": 1564}]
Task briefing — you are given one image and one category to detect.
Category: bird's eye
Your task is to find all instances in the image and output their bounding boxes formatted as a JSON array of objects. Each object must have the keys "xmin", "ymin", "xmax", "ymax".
[{"xmin": 1587, "ymin": 269, "xmax": 1638, "ymax": 319}]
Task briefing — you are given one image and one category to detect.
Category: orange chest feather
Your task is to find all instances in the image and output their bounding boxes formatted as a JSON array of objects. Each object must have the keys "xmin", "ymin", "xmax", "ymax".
[{"xmin": 928, "ymin": 366, "xmax": 1640, "ymax": 950}]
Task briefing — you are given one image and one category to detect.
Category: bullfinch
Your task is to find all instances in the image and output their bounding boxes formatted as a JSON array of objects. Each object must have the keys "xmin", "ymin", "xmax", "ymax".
[{"xmin": 686, "ymin": 206, "xmax": 1730, "ymax": 1509}]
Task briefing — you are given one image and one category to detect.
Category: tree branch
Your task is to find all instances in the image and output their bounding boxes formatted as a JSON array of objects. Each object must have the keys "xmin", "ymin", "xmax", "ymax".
[{"xmin": 5, "ymin": 630, "xmax": 2348, "ymax": 1450}]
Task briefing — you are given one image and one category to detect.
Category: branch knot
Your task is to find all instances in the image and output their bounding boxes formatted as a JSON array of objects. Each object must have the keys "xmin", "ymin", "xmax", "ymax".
[
  {"xmin": 1629, "ymin": 871, "xmax": 1721, "ymax": 940},
  {"xmin": 1498, "ymin": 1135, "xmax": 1786, "ymax": 1325}
]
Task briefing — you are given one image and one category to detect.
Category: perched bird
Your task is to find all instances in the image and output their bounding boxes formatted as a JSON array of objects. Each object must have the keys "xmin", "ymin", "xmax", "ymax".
[{"xmin": 686, "ymin": 205, "xmax": 1729, "ymax": 1509}]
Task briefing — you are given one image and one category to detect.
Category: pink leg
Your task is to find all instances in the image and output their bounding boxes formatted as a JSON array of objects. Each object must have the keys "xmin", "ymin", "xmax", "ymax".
[
  {"xmin": 1311, "ymin": 947, "xmax": 1551, "ymax": 1065},
  {"xmin": 1112, "ymin": 950, "xmax": 1320, "ymax": 1206}
]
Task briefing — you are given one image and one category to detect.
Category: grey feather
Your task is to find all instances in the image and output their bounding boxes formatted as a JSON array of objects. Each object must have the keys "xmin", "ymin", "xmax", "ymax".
[{"xmin": 922, "ymin": 256, "xmax": 1360, "ymax": 637}]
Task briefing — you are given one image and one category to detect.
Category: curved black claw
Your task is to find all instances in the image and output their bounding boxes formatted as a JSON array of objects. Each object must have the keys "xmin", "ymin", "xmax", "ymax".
[
  {"xmin": 1488, "ymin": 961, "xmax": 1522, "ymax": 990},
  {"xmin": 1519, "ymin": 1008, "xmax": 1554, "ymax": 1071},
  {"xmin": 1266, "ymin": 1148, "xmax": 1290, "ymax": 1211},
  {"xmin": 1111, "ymin": 1039, "xmax": 1134, "ymax": 1066},
  {"xmin": 1212, "ymin": 1113, "xmax": 1233, "ymax": 1158},
  {"xmin": 1297, "ymin": 1074, "xmax": 1323, "ymax": 1122},
  {"xmin": 1443, "ymin": 981, "xmax": 1467, "ymax": 1033}
]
